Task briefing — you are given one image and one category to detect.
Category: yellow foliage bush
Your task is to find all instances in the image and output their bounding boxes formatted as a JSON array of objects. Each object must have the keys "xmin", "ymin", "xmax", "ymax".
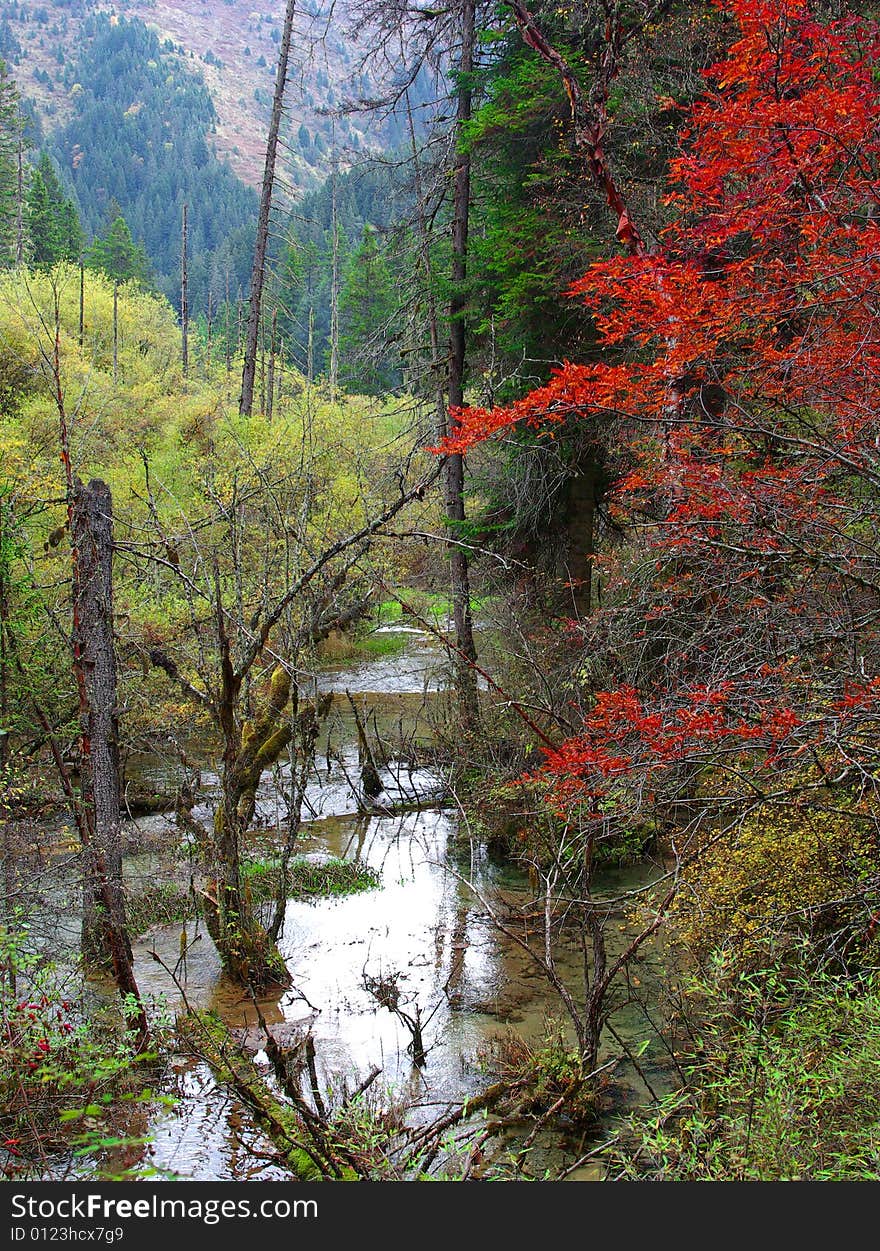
[
  {"xmin": 669, "ymin": 801, "xmax": 880, "ymax": 975},
  {"xmin": 0, "ymin": 260, "xmax": 437, "ymax": 739}
]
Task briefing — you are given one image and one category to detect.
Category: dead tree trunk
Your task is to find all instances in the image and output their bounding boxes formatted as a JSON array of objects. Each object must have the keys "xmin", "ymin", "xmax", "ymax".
[
  {"xmin": 72, "ymin": 478, "xmax": 148, "ymax": 1046},
  {"xmin": 240, "ymin": 0, "xmax": 296, "ymax": 417},
  {"xmin": 446, "ymin": 0, "xmax": 480, "ymax": 731}
]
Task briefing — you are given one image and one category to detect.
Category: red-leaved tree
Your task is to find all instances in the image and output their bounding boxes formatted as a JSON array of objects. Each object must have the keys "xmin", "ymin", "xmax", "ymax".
[{"xmin": 442, "ymin": 0, "xmax": 880, "ymax": 1048}]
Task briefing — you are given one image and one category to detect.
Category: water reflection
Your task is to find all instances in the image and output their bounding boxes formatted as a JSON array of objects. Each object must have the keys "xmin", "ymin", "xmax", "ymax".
[{"xmin": 122, "ymin": 626, "xmax": 671, "ymax": 1179}]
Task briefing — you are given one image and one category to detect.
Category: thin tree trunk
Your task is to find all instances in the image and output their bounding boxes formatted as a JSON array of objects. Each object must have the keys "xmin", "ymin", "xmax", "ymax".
[
  {"xmin": 446, "ymin": 0, "xmax": 480, "ymax": 731},
  {"xmin": 112, "ymin": 281, "xmax": 118, "ymax": 387},
  {"xmin": 0, "ymin": 496, "xmax": 12, "ymax": 972},
  {"xmin": 0, "ymin": 504, "xmax": 14, "ymax": 993},
  {"xmin": 259, "ymin": 319, "xmax": 266, "ymax": 415},
  {"xmin": 225, "ymin": 269, "xmax": 231, "ymax": 381},
  {"xmin": 405, "ymin": 88, "xmax": 445, "ymax": 439},
  {"xmin": 78, "ymin": 262, "xmax": 84, "ymax": 349},
  {"xmin": 307, "ymin": 306, "xmax": 314, "ymax": 385},
  {"xmin": 15, "ymin": 140, "xmax": 22, "ymax": 266},
  {"xmin": 181, "ymin": 203, "xmax": 189, "ymax": 380},
  {"xmin": 266, "ymin": 307, "xmax": 277, "ymax": 421},
  {"xmin": 0, "ymin": 499, "xmax": 7, "ymax": 778},
  {"xmin": 329, "ymin": 141, "xmax": 340, "ymax": 401},
  {"xmin": 240, "ymin": 0, "xmax": 296, "ymax": 416}
]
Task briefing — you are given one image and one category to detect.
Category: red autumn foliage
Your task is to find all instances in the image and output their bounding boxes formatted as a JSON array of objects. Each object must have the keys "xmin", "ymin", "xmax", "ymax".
[{"xmin": 441, "ymin": 0, "xmax": 880, "ymax": 814}]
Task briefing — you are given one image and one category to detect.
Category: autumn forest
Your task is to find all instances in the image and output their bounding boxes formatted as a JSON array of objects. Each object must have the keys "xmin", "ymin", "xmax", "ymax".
[{"xmin": 0, "ymin": 0, "xmax": 879, "ymax": 1188}]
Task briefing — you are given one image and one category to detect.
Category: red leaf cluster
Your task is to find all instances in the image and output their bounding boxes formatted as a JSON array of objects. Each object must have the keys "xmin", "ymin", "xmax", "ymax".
[{"xmin": 440, "ymin": 0, "xmax": 880, "ymax": 809}]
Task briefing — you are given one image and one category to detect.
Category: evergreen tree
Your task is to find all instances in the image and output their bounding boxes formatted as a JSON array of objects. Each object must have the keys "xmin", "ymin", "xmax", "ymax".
[
  {"xmin": 337, "ymin": 224, "xmax": 400, "ymax": 394},
  {"xmin": 279, "ymin": 160, "xmax": 410, "ymax": 378},
  {"xmin": 85, "ymin": 213, "xmax": 152, "ymax": 287},
  {"xmin": 25, "ymin": 152, "xmax": 81, "ymax": 267}
]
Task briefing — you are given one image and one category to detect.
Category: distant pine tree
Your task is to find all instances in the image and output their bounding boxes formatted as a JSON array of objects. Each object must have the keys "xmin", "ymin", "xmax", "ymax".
[
  {"xmin": 85, "ymin": 211, "xmax": 152, "ymax": 287},
  {"xmin": 337, "ymin": 224, "xmax": 399, "ymax": 394},
  {"xmin": 25, "ymin": 152, "xmax": 81, "ymax": 268}
]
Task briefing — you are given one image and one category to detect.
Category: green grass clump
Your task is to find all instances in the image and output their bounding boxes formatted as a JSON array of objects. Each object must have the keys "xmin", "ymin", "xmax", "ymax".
[
  {"xmin": 355, "ymin": 631, "xmax": 411, "ymax": 660},
  {"xmin": 375, "ymin": 591, "xmax": 496, "ymax": 627},
  {"xmin": 128, "ymin": 858, "xmax": 379, "ymax": 935},
  {"xmin": 243, "ymin": 855, "xmax": 380, "ymax": 901}
]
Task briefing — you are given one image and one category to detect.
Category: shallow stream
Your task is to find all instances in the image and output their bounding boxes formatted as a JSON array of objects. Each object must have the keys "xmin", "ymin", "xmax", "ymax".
[{"xmin": 111, "ymin": 625, "xmax": 671, "ymax": 1180}]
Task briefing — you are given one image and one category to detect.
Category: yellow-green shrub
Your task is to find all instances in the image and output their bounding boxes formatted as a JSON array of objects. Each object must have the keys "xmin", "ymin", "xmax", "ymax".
[{"xmin": 670, "ymin": 801, "xmax": 879, "ymax": 976}]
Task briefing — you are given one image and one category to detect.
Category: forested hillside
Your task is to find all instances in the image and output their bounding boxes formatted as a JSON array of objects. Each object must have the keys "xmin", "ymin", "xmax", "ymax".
[
  {"xmin": 48, "ymin": 13, "xmax": 258, "ymax": 311},
  {"xmin": 0, "ymin": 0, "xmax": 879, "ymax": 1198},
  {"xmin": 0, "ymin": 0, "xmax": 433, "ymax": 189}
]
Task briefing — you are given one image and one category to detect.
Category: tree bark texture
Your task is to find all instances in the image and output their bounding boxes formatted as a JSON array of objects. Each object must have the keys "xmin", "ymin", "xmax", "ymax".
[
  {"xmin": 446, "ymin": 0, "xmax": 480, "ymax": 731},
  {"xmin": 72, "ymin": 478, "xmax": 147, "ymax": 1044},
  {"xmin": 207, "ymin": 598, "xmax": 292, "ymax": 988}
]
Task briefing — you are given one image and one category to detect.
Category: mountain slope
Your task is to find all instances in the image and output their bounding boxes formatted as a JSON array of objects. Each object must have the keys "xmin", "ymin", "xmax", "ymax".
[{"xmin": 0, "ymin": 0, "xmax": 426, "ymax": 193}]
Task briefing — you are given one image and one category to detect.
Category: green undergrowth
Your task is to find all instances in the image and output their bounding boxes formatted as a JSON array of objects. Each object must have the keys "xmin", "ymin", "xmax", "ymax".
[
  {"xmin": 462, "ymin": 777, "xmax": 657, "ymax": 868},
  {"xmin": 606, "ymin": 964, "xmax": 880, "ymax": 1180},
  {"xmin": 128, "ymin": 858, "xmax": 379, "ymax": 935},
  {"xmin": 126, "ymin": 882, "xmax": 196, "ymax": 935},
  {"xmin": 315, "ymin": 623, "xmax": 410, "ymax": 665},
  {"xmin": 352, "ymin": 630, "xmax": 411, "ymax": 661},
  {"xmin": 314, "ymin": 590, "xmax": 499, "ymax": 668},
  {"xmin": 477, "ymin": 1020, "xmax": 607, "ymax": 1128},
  {"xmin": 375, "ymin": 591, "xmax": 496, "ymax": 627},
  {"xmin": 0, "ymin": 928, "xmax": 173, "ymax": 1180}
]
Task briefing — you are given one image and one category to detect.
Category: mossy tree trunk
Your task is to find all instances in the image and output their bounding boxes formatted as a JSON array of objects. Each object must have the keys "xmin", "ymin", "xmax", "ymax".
[
  {"xmin": 147, "ymin": 473, "xmax": 442, "ymax": 988},
  {"xmin": 205, "ymin": 606, "xmax": 292, "ymax": 988}
]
